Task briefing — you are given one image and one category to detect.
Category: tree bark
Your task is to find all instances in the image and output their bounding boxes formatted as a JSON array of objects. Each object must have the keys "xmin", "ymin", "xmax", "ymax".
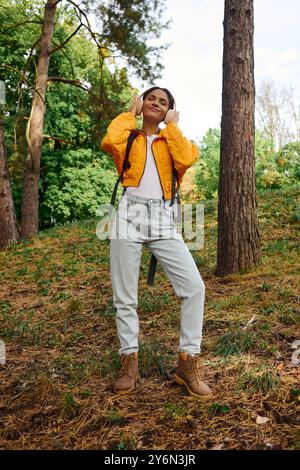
[
  {"xmin": 216, "ymin": 0, "xmax": 261, "ymax": 275},
  {"xmin": 20, "ymin": 0, "xmax": 57, "ymax": 240},
  {"xmin": 0, "ymin": 113, "xmax": 19, "ymax": 250}
]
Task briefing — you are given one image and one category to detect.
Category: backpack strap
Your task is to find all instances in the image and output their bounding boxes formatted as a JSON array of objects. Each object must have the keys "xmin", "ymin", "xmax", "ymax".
[
  {"xmin": 170, "ymin": 162, "xmax": 180, "ymax": 206},
  {"xmin": 110, "ymin": 132, "xmax": 138, "ymax": 207},
  {"xmin": 170, "ymin": 162, "xmax": 181, "ymax": 224},
  {"xmin": 147, "ymin": 254, "xmax": 157, "ymax": 286}
]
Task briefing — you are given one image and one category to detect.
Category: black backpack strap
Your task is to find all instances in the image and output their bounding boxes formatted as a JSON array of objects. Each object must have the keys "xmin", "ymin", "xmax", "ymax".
[
  {"xmin": 110, "ymin": 132, "xmax": 138, "ymax": 207},
  {"xmin": 147, "ymin": 253, "xmax": 157, "ymax": 286},
  {"xmin": 170, "ymin": 162, "xmax": 180, "ymax": 206},
  {"xmin": 170, "ymin": 162, "xmax": 181, "ymax": 224}
]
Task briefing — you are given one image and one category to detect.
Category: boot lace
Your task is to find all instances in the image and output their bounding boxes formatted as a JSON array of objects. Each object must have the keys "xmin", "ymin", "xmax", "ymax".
[
  {"xmin": 190, "ymin": 355, "xmax": 203, "ymax": 382},
  {"xmin": 119, "ymin": 354, "xmax": 135, "ymax": 377}
]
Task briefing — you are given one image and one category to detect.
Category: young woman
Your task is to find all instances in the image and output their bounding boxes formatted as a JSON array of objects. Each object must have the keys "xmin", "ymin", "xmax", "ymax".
[{"xmin": 101, "ymin": 86, "xmax": 212, "ymax": 398}]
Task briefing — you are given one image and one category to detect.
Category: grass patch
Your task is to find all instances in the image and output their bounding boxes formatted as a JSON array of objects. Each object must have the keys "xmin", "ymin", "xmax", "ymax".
[
  {"xmin": 164, "ymin": 403, "xmax": 191, "ymax": 420},
  {"xmin": 215, "ymin": 328, "xmax": 263, "ymax": 357},
  {"xmin": 237, "ymin": 367, "xmax": 280, "ymax": 394},
  {"xmin": 139, "ymin": 291, "xmax": 171, "ymax": 313},
  {"xmin": 208, "ymin": 402, "xmax": 231, "ymax": 416},
  {"xmin": 139, "ymin": 342, "xmax": 172, "ymax": 378},
  {"xmin": 61, "ymin": 391, "xmax": 81, "ymax": 417},
  {"xmin": 106, "ymin": 409, "xmax": 125, "ymax": 425}
]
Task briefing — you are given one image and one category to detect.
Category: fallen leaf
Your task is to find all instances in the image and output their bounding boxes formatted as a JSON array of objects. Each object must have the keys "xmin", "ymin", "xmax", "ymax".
[
  {"xmin": 264, "ymin": 440, "xmax": 273, "ymax": 449},
  {"xmin": 256, "ymin": 415, "xmax": 270, "ymax": 424},
  {"xmin": 211, "ymin": 443, "xmax": 224, "ymax": 450},
  {"xmin": 136, "ymin": 440, "xmax": 143, "ymax": 449},
  {"xmin": 291, "ymin": 350, "xmax": 300, "ymax": 365},
  {"xmin": 243, "ymin": 314, "xmax": 258, "ymax": 330}
]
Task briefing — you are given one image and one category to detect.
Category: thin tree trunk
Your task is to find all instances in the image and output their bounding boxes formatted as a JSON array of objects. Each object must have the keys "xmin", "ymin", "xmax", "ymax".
[
  {"xmin": 216, "ymin": 0, "xmax": 261, "ymax": 276},
  {"xmin": 0, "ymin": 113, "xmax": 19, "ymax": 250},
  {"xmin": 20, "ymin": 0, "xmax": 57, "ymax": 240}
]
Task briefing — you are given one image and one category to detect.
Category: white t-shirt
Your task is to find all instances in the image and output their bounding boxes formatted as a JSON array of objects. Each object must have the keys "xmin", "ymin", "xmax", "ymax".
[{"xmin": 126, "ymin": 134, "xmax": 163, "ymax": 199}]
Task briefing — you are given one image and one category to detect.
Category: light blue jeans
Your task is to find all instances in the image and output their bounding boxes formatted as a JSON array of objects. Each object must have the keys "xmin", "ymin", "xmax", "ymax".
[{"xmin": 109, "ymin": 192, "xmax": 205, "ymax": 355}]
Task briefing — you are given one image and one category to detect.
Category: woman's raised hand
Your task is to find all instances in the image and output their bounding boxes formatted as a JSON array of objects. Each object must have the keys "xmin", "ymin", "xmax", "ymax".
[
  {"xmin": 165, "ymin": 110, "xmax": 180, "ymax": 125},
  {"xmin": 173, "ymin": 110, "xmax": 180, "ymax": 124},
  {"xmin": 129, "ymin": 95, "xmax": 139, "ymax": 116}
]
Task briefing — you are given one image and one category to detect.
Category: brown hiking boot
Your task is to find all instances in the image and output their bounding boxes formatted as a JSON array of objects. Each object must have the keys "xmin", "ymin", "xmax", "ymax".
[
  {"xmin": 113, "ymin": 352, "xmax": 139, "ymax": 395},
  {"xmin": 174, "ymin": 352, "xmax": 212, "ymax": 399}
]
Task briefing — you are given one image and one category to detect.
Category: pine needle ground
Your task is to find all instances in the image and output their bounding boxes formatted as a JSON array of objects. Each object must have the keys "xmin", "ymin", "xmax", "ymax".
[{"xmin": 0, "ymin": 187, "xmax": 299, "ymax": 450}]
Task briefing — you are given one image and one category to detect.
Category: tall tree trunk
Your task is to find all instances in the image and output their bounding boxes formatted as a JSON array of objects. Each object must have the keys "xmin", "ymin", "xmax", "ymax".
[
  {"xmin": 0, "ymin": 113, "xmax": 19, "ymax": 250},
  {"xmin": 216, "ymin": 0, "xmax": 261, "ymax": 276},
  {"xmin": 20, "ymin": 0, "xmax": 57, "ymax": 240}
]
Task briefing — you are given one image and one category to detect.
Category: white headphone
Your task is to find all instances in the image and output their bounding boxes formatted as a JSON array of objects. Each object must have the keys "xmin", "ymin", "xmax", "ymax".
[{"xmin": 135, "ymin": 92, "xmax": 176, "ymax": 125}]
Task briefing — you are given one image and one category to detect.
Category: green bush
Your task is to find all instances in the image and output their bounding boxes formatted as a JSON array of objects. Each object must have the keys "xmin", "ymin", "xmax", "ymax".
[
  {"xmin": 41, "ymin": 163, "xmax": 116, "ymax": 225},
  {"xmin": 275, "ymin": 142, "xmax": 300, "ymax": 184},
  {"xmin": 255, "ymin": 135, "xmax": 300, "ymax": 189},
  {"xmin": 194, "ymin": 128, "xmax": 220, "ymax": 201},
  {"xmin": 194, "ymin": 129, "xmax": 299, "ymax": 198},
  {"xmin": 40, "ymin": 148, "xmax": 118, "ymax": 226}
]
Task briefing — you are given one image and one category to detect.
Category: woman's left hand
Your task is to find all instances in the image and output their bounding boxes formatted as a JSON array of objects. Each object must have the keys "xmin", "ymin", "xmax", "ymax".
[
  {"xmin": 173, "ymin": 111, "xmax": 180, "ymax": 123},
  {"xmin": 165, "ymin": 110, "xmax": 180, "ymax": 124},
  {"xmin": 129, "ymin": 95, "xmax": 139, "ymax": 116}
]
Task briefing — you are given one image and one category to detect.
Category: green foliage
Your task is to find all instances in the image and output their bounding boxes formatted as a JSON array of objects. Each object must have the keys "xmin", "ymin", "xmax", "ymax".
[
  {"xmin": 1, "ymin": 0, "xmax": 169, "ymax": 230},
  {"xmin": 275, "ymin": 141, "xmax": 300, "ymax": 183},
  {"xmin": 256, "ymin": 134, "xmax": 300, "ymax": 189},
  {"xmin": 39, "ymin": 148, "xmax": 117, "ymax": 226},
  {"xmin": 194, "ymin": 128, "xmax": 299, "ymax": 201},
  {"xmin": 255, "ymin": 131, "xmax": 281, "ymax": 189},
  {"xmin": 0, "ymin": 1, "xmax": 42, "ymax": 96},
  {"xmin": 45, "ymin": 84, "xmax": 92, "ymax": 145},
  {"xmin": 98, "ymin": 0, "xmax": 170, "ymax": 82},
  {"xmin": 194, "ymin": 128, "xmax": 220, "ymax": 201},
  {"xmin": 256, "ymin": 157, "xmax": 287, "ymax": 189}
]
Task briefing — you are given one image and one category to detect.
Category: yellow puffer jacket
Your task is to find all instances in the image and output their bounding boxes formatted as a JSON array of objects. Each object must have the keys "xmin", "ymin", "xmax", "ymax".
[{"xmin": 101, "ymin": 112, "xmax": 199, "ymax": 200}]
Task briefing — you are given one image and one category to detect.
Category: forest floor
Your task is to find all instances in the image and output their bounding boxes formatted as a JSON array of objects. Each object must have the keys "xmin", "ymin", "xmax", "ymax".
[{"xmin": 0, "ymin": 186, "xmax": 299, "ymax": 450}]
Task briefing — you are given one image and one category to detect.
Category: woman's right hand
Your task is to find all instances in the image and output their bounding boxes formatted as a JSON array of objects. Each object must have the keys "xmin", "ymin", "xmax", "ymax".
[{"xmin": 129, "ymin": 95, "xmax": 139, "ymax": 116}]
